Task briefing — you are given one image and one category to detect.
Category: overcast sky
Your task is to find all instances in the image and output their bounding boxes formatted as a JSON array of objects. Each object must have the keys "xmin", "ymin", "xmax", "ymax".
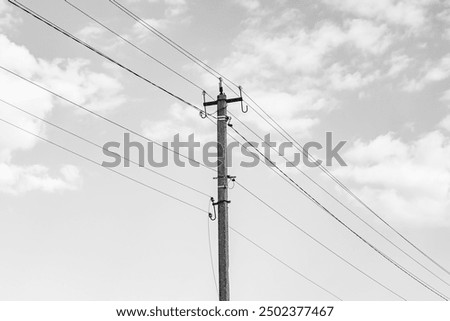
[{"xmin": 0, "ymin": 0, "xmax": 449, "ymax": 301}]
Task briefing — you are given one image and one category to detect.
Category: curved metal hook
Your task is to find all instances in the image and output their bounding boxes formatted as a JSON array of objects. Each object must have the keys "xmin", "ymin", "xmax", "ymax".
[
  {"xmin": 238, "ymin": 86, "xmax": 249, "ymax": 113},
  {"xmin": 229, "ymin": 178, "xmax": 236, "ymax": 190},
  {"xmin": 208, "ymin": 197, "xmax": 217, "ymax": 221}
]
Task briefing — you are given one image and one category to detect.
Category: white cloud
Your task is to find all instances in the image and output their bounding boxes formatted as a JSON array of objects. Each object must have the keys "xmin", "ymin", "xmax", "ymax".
[
  {"xmin": 204, "ymin": 22, "xmax": 340, "ymax": 134},
  {"xmin": 164, "ymin": 0, "xmax": 187, "ymax": 18},
  {"xmin": 142, "ymin": 103, "xmax": 214, "ymax": 142},
  {"xmin": 0, "ymin": 35, "xmax": 125, "ymax": 112},
  {"xmin": 322, "ymin": 0, "xmax": 436, "ymax": 29},
  {"xmin": 131, "ymin": 18, "xmax": 169, "ymax": 40},
  {"xmin": 343, "ymin": 133, "xmax": 409, "ymax": 164},
  {"xmin": 209, "ymin": 11, "xmax": 394, "ymax": 137},
  {"xmin": 327, "ymin": 63, "xmax": 381, "ymax": 91},
  {"xmin": 218, "ymin": 21, "xmax": 348, "ymax": 82},
  {"xmin": 333, "ymin": 131, "xmax": 450, "ymax": 225},
  {"xmin": 440, "ymin": 115, "xmax": 450, "ymax": 132},
  {"xmin": 234, "ymin": 0, "xmax": 261, "ymax": 11},
  {"xmin": 345, "ymin": 19, "xmax": 392, "ymax": 54},
  {"xmin": 74, "ymin": 23, "xmax": 124, "ymax": 58},
  {"xmin": 0, "ymin": 163, "xmax": 81, "ymax": 195},
  {"xmin": 76, "ymin": 24, "xmax": 106, "ymax": 41},
  {"xmin": 0, "ymin": 0, "xmax": 21, "ymax": 30},
  {"xmin": 437, "ymin": 7, "xmax": 450, "ymax": 25},
  {"xmin": 0, "ymin": 35, "xmax": 39, "ymax": 77},
  {"xmin": 402, "ymin": 54, "xmax": 450, "ymax": 91},
  {"xmin": 0, "ymin": 77, "xmax": 53, "ymax": 161},
  {"xmin": 38, "ymin": 59, "xmax": 125, "ymax": 112},
  {"xmin": 0, "ymin": 33, "xmax": 124, "ymax": 194},
  {"xmin": 128, "ymin": 0, "xmax": 189, "ymax": 41},
  {"xmin": 60, "ymin": 164, "xmax": 81, "ymax": 183},
  {"xmin": 218, "ymin": 17, "xmax": 392, "ymax": 84},
  {"xmin": 241, "ymin": 89, "xmax": 323, "ymax": 136},
  {"xmin": 386, "ymin": 53, "xmax": 412, "ymax": 77}
]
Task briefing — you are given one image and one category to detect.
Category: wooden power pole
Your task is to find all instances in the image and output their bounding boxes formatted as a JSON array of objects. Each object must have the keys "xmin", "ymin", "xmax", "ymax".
[{"xmin": 203, "ymin": 78, "xmax": 243, "ymax": 301}]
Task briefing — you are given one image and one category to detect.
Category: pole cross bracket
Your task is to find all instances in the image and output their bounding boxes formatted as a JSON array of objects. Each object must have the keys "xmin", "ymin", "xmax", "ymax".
[
  {"xmin": 213, "ymin": 200, "xmax": 231, "ymax": 206},
  {"xmin": 203, "ymin": 97, "xmax": 243, "ymax": 107},
  {"xmin": 202, "ymin": 79, "xmax": 245, "ymax": 118},
  {"xmin": 213, "ymin": 175, "xmax": 236, "ymax": 180}
]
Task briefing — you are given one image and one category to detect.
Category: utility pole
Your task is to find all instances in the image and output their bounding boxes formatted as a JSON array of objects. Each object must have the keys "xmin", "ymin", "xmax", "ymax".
[
  {"xmin": 217, "ymin": 82, "xmax": 230, "ymax": 301},
  {"xmin": 203, "ymin": 78, "xmax": 243, "ymax": 301}
]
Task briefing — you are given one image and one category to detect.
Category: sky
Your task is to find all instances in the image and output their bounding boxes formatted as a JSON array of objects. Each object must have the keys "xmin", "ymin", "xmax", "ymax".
[{"xmin": 0, "ymin": 0, "xmax": 450, "ymax": 301}]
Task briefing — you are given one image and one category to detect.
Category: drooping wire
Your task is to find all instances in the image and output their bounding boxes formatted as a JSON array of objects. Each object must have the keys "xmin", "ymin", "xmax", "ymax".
[
  {"xmin": 0, "ymin": 116, "xmax": 340, "ymax": 300},
  {"xmin": 8, "ymin": 0, "xmax": 215, "ymax": 118},
  {"xmin": 241, "ymin": 89, "xmax": 450, "ymax": 278},
  {"xmin": 222, "ymin": 121, "xmax": 405, "ymax": 300},
  {"xmin": 227, "ymin": 110, "xmax": 450, "ymax": 289},
  {"xmin": 230, "ymin": 125, "xmax": 449, "ymax": 301},
  {"xmin": 223, "ymin": 117, "xmax": 422, "ymax": 300},
  {"xmin": 0, "ymin": 117, "xmax": 209, "ymax": 215},
  {"xmin": 108, "ymin": 0, "xmax": 243, "ymax": 99},
  {"xmin": 230, "ymin": 227, "xmax": 342, "ymax": 301},
  {"xmin": 108, "ymin": 1, "xmax": 228, "ymax": 83},
  {"xmin": 106, "ymin": 0, "xmax": 450, "ymax": 278},
  {"xmin": 223, "ymin": 84, "xmax": 450, "ymax": 288},
  {"xmin": 10, "ymin": 1, "xmax": 446, "ymax": 296},
  {"xmin": 64, "ymin": 0, "xmax": 214, "ymax": 101},
  {"xmin": 0, "ymin": 65, "xmax": 214, "ymax": 172},
  {"xmin": 207, "ymin": 198, "xmax": 219, "ymax": 298},
  {"xmin": 233, "ymin": 181, "xmax": 405, "ymax": 300},
  {"xmin": 0, "ymin": 97, "xmax": 211, "ymax": 199}
]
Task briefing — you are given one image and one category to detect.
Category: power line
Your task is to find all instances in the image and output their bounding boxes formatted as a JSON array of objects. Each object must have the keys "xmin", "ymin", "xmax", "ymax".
[
  {"xmin": 207, "ymin": 198, "xmax": 219, "ymax": 298},
  {"xmin": 0, "ymin": 97, "xmax": 211, "ymax": 199},
  {"xmin": 8, "ymin": 0, "xmax": 448, "ymax": 298},
  {"xmin": 106, "ymin": 0, "xmax": 450, "ymax": 278},
  {"xmin": 0, "ymin": 115, "xmax": 339, "ymax": 300},
  {"xmin": 241, "ymin": 89, "xmax": 450, "ymax": 278},
  {"xmin": 8, "ymin": 0, "xmax": 213, "ymax": 117},
  {"xmin": 5, "ymin": 0, "xmax": 414, "ymax": 299},
  {"xmin": 227, "ymin": 110, "xmax": 450, "ymax": 289},
  {"xmin": 234, "ymin": 180, "xmax": 406, "ymax": 300},
  {"xmin": 0, "ymin": 117, "xmax": 210, "ymax": 215},
  {"xmin": 108, "ymin": 0, "xmax": 243, "ymax": 99},
  {"xmin": 64, "ymin": 0, "xmax": 214, "ymax": 100},
  {"xmin": 0, "ymin": 65, "xmax": 214, "ymax": 172},
  {"xmin": 109, "ymin": 0, "xmax": 227, "ymax": 83},
  {"xmin": 221, "ymin": 117, "xmax": 443, "ymax": 299},
  {"xmin": 125, "ymin": 7, "xmax": 449, "ymax": 285},
  {"xmin": 230, "ymin": 227, "xmax": 343, "ymax": 301},
  {"xmin": 230, "ymin": 125, "xmax": 449, "ymax": 301}
]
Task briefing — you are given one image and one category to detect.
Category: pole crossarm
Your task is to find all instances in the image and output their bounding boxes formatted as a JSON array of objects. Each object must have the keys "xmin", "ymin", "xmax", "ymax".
[
  {"xmin": 203, "ymin": 97, "xmax": 243, "ymax": 107},
  {"xmin": 203, "ymin": 78, "xmax": 245, "ymax": 302}
]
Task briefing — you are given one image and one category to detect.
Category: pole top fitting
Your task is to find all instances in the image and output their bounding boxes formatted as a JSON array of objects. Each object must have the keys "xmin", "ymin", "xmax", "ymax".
[{"xmin": 219, "ymin": 77, "xmax": 223, "ymax": 95}]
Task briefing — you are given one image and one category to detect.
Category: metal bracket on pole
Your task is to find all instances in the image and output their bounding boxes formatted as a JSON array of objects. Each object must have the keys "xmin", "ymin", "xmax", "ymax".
[
  {"xmin": 202, "ymin": 78, "xmax": 246, "ymax": 301},
  {"xmin": 238, "ymin": 86, "xmax": 248, "ymax": 113},
  {"xmin": 213, "ymin": 200, "xmax": 231, "ymax": 206},
  {"xmin": 209, "ymin": 197, "xmax": 217, "ymax": 221},
  {"xmin": 200, "ymin": 91, "xmax": 208, "ymax": 119}
]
